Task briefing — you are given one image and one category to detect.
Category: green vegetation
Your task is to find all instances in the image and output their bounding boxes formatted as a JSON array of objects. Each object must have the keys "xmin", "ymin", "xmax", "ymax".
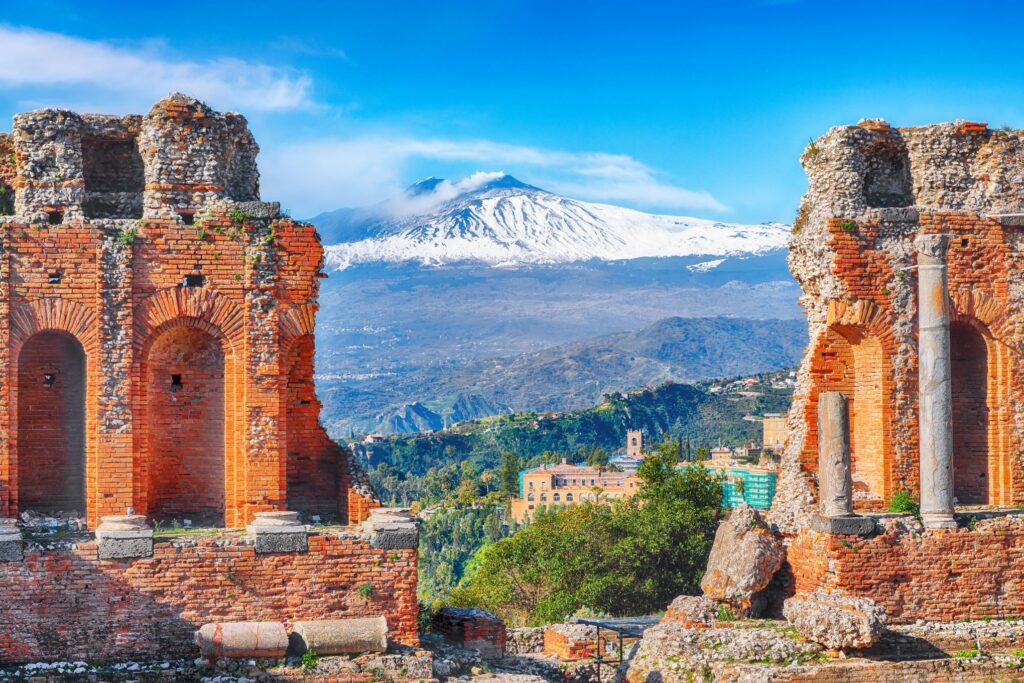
[
  {"xmin": 357, "ymin": 582, "xmax": 374, "ymax": 599},
  {"xmin": 115, "ymin": 226, "xmax": 139, "ymax": 246},
  {"xmin": 301, "ymin": 648, "xmax": 320, "ymax": 670},
  {"xmin": 228, "ymin": 207, "xmax": 250, "ymax": 224},
  {"xmin": 716, "ymin": 604, "xmax": 737, "ymax": 622},
  {"xmin": 366, "ymin": 376, "xmax": 790, "ymax": 607},
  {"xmin": 838, "ymin": 219, "xmax": 856, "ymax": 232},
  {"xmin": 887, "ymin": 490, "xmax": 920, "ymax": 518},
  {"xmin": 446, "ymin": 441, "xmax": 723, "ymax": 626},
  {"xmin": 953, "ymin": 648, "xmax": 980, "ymax": 659},
  {"xmin": 367, "ymin": 380, "xmax": 790, "ymax": 501}
]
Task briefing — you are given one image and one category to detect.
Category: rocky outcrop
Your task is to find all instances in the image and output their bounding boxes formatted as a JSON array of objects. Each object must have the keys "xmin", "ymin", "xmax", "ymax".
[
  {"xmin": 699, "ymin": 505, "xmax": 784, "ymax": 616},
  {"xmin": 783, "ymin": 591, "xmax": 887, "ymax": 650},
  {"xmin": 626, "ymin": 621, "xmax": 822, "ymax": 683},
  {"xmin": 663, "ymin": 595, "xmax": 717, "ymax": 628}
]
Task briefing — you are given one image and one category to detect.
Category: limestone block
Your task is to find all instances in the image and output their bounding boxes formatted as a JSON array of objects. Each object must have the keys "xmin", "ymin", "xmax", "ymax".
[
  {"xmin": 699, "ymin": 505, "xmax": 784, "ymax": 616},
  {"xmin": 291, "ymin": 616, "xmax": 388, "ymax": 655},
  {"xmin": 195, "ymin": 621, "xmax": 289, "ymax": 659},
  {"xmin": 0, "ymin": 518, "xmax": 23, "ymax": 563},
  {"xmin": 247, "ymin": 511, "xmax": 308, "ymax": 554},
  {"xmin": 662, "ymin": 595, "xmax": 717, "ymax": 628},
  {"xmin": 95, "ymin": 515, "xmax": 153, "ymax": 561},
  {"xmin": 811, "ymin": 514, "xmax": 876, "ymax": 535},
  {"xmin": 362, "ymin": 508, "xmax": 419, "ymax": 550},
  {"xmin": 783, "ymin": 590, "xmax": 887, "ymax": 650}
]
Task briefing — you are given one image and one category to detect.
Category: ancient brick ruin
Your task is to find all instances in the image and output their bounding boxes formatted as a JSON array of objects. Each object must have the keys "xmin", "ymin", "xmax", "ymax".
[
  {"xmin": 0, "ymin": 95, "xmax": 419, "ymax": 663},
  {"xmin": 776, "ymin": 118, "xmax": 1024, "ymax": 622}
]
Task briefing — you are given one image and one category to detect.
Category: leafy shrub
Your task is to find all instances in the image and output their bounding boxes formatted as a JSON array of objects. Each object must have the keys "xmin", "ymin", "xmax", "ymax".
[{"xmin": 887, "ymin": 490, "xmax": 919, "ymax": 518}]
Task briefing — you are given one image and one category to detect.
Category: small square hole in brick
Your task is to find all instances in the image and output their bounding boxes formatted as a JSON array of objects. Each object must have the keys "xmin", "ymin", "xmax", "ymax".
[
  {"xmin": 180, "ymin": 213, "xmax": 195, "ymax": 226},
  {"xmin": 183, "ymin": 274, "xmax": 205, "ymax": 288},
  {"xmin": 961, "ymin": 238, "xmax": 969, "ymax": 248},
  {"xmin": 170, "ymin": 374, "xmax": 182, "ymax": 389},
  {"xmin": 47, "ymin": 211, "xmax": 64, "ymax": 225},
  {"xmin": 48, "ymin": 271, "xmax": 63, "ymax": 284}
]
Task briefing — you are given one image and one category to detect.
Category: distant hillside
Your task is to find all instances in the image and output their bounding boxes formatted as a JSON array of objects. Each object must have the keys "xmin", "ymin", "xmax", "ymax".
[
  {"xmin": 358, "ymin": 373, "xmax": 794, "ymax": 492},
  {"xmin": 318, "ymin": 316, "xmax": 806, "ymax": 435}
]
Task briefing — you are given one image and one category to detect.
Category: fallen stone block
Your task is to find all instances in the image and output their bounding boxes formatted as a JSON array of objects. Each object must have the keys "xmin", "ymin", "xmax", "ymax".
[
  {"xmin": 783, "ymin": 590, "xmax": 887, "ymax": 650},
  {"xmin": 663, "ymin": 595, "xmax": 717, "ymax": 628},
  {"xmin": 195, "ymin": 621, "xmax": 289, "ymax": 659},
  {"xmin": 291, "ymin": 616, "xmax": 388, "ymax": 655},
  {"xmin": 699, "ymin": 504, "xmax": 784, "ymax": 616}
]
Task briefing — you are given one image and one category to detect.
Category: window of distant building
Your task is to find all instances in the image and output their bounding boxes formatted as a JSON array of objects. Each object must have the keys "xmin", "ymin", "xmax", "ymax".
[
  {"xmin": 566, "ymin": 493, "xmax": 574, "ymax": 502},
  {"xmin": 553, "ymin": 493, "xmax": 561, "ymax": 502},
  {"xmin": 527, "ymin": 493, "xmax": 535, "ymax": 502},
  {"xmin": 540, "ymin": 493, "xmax": 547, "ymax": 502}
]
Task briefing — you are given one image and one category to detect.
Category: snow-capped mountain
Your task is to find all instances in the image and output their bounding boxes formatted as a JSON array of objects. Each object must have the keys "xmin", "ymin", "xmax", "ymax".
[{"xmin": 312, "ymin": 173, "xmax": 790, "ymax": 270}]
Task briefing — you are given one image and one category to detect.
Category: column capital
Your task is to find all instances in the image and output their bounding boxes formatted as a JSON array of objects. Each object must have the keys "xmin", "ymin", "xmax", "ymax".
[{"xmin": 913, "ymin": 234, "xmax": 949, "ymax": 260}]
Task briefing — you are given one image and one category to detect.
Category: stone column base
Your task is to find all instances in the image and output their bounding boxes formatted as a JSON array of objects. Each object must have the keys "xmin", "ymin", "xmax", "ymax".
[
  {"xmin": 96, "ymin": 515, "xmax": 154, "ymax": 560},
  {"xmin": 0, "ymin": 518, "xmax": 23, "ymax": 562},
  {"xmin": 361, "ymin": 508, "xmax": 419, "ymax": 550},
  {"xmin": 248, "ymin": 511, "xmax": 308, "ymax": 554},
  {"xmin": 811, "ymin": 514, "xmax": 876, "ymax": 536}
]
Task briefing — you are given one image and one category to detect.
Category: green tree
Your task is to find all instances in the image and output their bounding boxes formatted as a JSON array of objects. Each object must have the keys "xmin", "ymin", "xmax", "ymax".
[
  {"xmin": 449, "ymin": 438, "xmax": 723, "ymax": 625},
  {"xmin": 499, "ymin": 451, "xmax": 522, "ymax": 498}
]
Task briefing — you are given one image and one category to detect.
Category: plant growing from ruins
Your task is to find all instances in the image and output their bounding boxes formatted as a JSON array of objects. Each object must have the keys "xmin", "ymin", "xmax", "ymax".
[
  {"xmin": 357, "ymin": 582, "xmax": 374, "ymax": 599},
  {"xmin": 228, "ymin": 208, "xmax": 250, "ymax": 224},
  {"xmin": 301, "ymin": 648, "xmax": 320, "ymax": 670},
  {"xmin": 1014, "ymin": 649, "xmax": 1024, "ymax": 658},
  {"xmin": 887, "ymin": 490, "xmax": 920, "ymax": 519},
  {"xmin": 116, "ymin": 227, "xmax": 138, "ymax": 246},
  {"xmin": 806, "ymin": 139, "xmax": 819, "ymax": 158},
  {"xmin": 953, "ymin": 648, "xmax": 980, "ymax": 659},
  {"xmin": 196, "ymin": 227, "xmax": 208, "ymax": 240},
  {"xmin": 838, "ymin": 219, "xmax": 856, "ymax": 233},
  {"xmin": 715, "ymin": 604, "xmax": 736, "ymax": 622}
]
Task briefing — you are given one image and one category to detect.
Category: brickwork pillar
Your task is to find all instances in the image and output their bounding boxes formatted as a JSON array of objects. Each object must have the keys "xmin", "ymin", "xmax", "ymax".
[
  {"xmin": 0, "ymin": 230, "xmax": 11, "ymax": 518},
  {"xmin": 915, "ymin": 234, "xmax": 956, "ymax": 529},
  {"xmin": 93, "ymin": 232, "xmax": 135, "ymax": 528},
  {"xmin": 234, "ymin": 218, "xmax": 287, "ymax": 527}
]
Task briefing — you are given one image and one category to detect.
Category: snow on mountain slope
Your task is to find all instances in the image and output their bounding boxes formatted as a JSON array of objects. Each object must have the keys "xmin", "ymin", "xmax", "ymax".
[{"xmin": 316, "ymin": 174, "xmax": 790, "ymax": 270}]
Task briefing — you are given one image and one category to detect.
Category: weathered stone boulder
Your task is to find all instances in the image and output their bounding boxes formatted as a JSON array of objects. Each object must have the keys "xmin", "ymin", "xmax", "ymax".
[
  {"xmin": 699, "ymin": 505, "xmax": 784, "ymax": 615},
  {"xmin": 783, "ymin": 590, "xmax": 887, "ymax": 650},
  {"xmin": 663, "ymin": 595, "xmax": 717, "ymax": 628}
]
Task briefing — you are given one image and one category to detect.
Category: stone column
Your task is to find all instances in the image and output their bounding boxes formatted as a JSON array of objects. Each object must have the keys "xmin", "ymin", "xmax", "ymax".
[
  {"xmin": 915, "ymin": 234, "xmax": 956, "ymax": 529},
  {"xmin": 95, "ymin": 515, "xmax": 153, "ymax": 560},
  {"xmin": 813, "ymin": 393, "xmax": 875, "ymax": 535},
  {"xmin": 817, "ymin": 391, "xmax": 853, "ymax": 517}
]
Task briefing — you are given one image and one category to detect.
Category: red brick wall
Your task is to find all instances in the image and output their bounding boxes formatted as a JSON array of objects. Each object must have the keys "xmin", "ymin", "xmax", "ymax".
[
  {"xmin": 0, "ymin": 212, "xmax": 377, "ymax": 528},
  {"xmin": 0, "ymin": 532, "xmax": 418, "ymax": 663},
  {"xmin": 797, "ymin": 213, "xmax": 1020, "ymax": 509},
  {"xmin": 788, "ymin": 517, "xmax": 1024, "ymax": 623},
  {"xmin": 16, "ymin": 331, "xmax": 86, "ymax": 513},
  {"xmin": 146, "ymin": 325, "xmax": 226, "ymax": 526}
]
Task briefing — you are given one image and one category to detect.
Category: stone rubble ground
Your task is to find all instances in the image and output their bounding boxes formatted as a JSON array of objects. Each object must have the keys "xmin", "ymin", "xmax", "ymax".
[{"xmin": 782, "ymin": 590, "xmax": 887, "ymax": 650}]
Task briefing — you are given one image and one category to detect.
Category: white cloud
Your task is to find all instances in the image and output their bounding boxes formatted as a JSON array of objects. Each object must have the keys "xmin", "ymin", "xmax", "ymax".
[
  {"xmin": 261, "ymin": 136, "xmax": 727, "ymax": 216},
  {"xmin": 0, "ymin": 25, "xmax": 312, "ymax": 112}
]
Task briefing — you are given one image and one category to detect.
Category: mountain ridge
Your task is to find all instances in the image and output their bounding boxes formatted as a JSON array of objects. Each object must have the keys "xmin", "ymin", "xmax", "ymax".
[{"xmin": 309, "ymin": 173, "xmax": 790, "ymax": 270}]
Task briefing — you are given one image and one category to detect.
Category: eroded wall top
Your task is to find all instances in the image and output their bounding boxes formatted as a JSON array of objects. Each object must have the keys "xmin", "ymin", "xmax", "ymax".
[{"xmin": 6, "ymin": 93, "xmax": 261, "ymax": 223}]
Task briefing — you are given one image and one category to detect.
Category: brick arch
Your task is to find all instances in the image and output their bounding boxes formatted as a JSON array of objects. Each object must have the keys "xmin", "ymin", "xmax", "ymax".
[
  {"xmin": 947, "ymin": 291, "xmax": 1015, "ymax": 505},
  {"xmin": 131, "ymin": 287, "xmax": 245, "ymax": 526},
  {"xmin": 9, "ymin": 297, "xmax": 98, "ymax": 353},
  {"xmin": 7, "ymin": 298, "xmax": 99, "ymax": 523},
  {"xmin": 804, "ymin": 298, "xmax": 897, "ymax": 507},
  {"xmin": 132, "ymin": 286, "xmax": 244, "ymax": 354},
  {"xmin": 280, "ymin": 302, "xmax": 317, "ymax": 348}
]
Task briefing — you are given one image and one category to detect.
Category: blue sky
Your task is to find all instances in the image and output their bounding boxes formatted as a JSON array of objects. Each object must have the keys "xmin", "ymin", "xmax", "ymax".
[{"xmin": 3, "ymin": 1, "xmax": 1024, "ymax": 223}]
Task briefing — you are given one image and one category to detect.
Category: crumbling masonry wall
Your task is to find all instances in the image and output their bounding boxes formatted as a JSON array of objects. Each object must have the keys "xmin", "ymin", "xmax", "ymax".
[
  {"xmin": 0, "ymin": 94, "xmax": 379, "ymax": 528},
  {"xmin": 774, "ymin": 119, "xmax": 1024, "ymax": 530},
  {"xmin": 777, "ymin": 118, "xmax": 1024, "ymax": 622}
]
